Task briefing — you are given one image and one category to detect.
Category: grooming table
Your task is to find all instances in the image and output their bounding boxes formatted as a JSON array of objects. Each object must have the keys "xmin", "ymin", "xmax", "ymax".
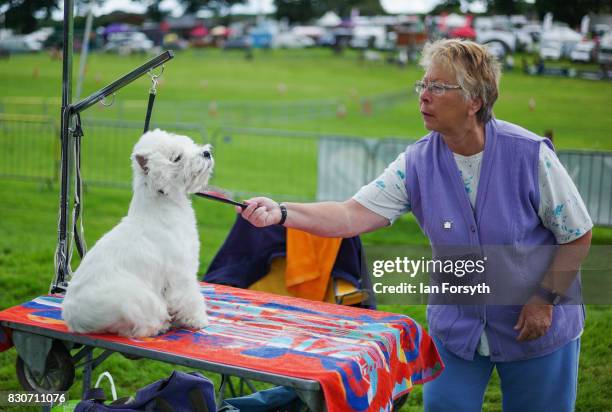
[{"xmin": 0, "ymin": 283, "xmax": 443, "ymax": 412}]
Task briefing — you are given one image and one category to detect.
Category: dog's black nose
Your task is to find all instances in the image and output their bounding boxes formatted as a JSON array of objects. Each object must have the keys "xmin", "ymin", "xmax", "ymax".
[{"xmin": 202, "ymin": 150, "xmax": 211, "ymax": 159}]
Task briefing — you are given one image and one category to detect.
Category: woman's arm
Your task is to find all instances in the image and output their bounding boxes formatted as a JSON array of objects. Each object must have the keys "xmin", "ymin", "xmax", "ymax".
[
  {"xmin": 515, "ymin": 230, "xmax": 592, "ymax": 342},
  {"xmin": 539, "ymin": 229, "xmax": 592, "ymax": 295},
  {"xmin": 238, "ymin": 197, "xmax": 389, "ymax": 238}
]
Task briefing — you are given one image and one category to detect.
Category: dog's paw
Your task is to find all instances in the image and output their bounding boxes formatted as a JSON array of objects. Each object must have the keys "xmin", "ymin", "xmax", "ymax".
[
  {"xmin": 157, "ymin": 319, "xmax": 172, "ymax": 335},
  {"xmin": 123, "ymin": 318, "xmax": 171, "ymax": 338},
  {"xmin": 174, "ymin": 311, "xmax": 208, "ymax": 331}
]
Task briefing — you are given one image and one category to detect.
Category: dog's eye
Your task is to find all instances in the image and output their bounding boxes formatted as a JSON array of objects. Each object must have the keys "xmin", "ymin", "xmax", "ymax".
[{"xmin": 173, "ymin": 155, "xmax": 182, "ymax": 163}]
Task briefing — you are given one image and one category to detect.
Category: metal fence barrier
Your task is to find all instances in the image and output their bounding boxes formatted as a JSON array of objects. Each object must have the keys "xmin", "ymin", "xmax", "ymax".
[
  {"xmin": 78, "ymin": 118, "xmax": 207, "ymax": 188},
  {"xmin": 0, "ymin": 114, "xmax": 207, "ymax": 188},
  {"xmin": 0, "ymin": 116, "xmax": 610, "ymax": 226},
  {"xmin": 0, "ymin": 91, "xmax": 412, "ymax": 126},
  {"xmin": 359, "ymin": 90, "xmax": 410, "ymax": 116},
  {"xmin": 0, "ymin": 114, "xmax": 58, "ymax": 184},
  {"xmin": 318, "ymin": 137, "xmax": 612, "ymax": 227},
  {"xmin": 316, "ymin": 136, "xmax": 420, "ymax": 201},
  {"xmin": 558, "ymin": 151, "xmax": 612, "ymax": 227},
  {"xmin": 210, "ymin": 127, "xmax": 367, "ymax": 201}
]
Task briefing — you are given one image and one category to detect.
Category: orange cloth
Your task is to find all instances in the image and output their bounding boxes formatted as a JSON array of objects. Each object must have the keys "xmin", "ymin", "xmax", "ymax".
[{"xmin": 285, "ymin": 228, "xmax": 342, "ymax": 301}]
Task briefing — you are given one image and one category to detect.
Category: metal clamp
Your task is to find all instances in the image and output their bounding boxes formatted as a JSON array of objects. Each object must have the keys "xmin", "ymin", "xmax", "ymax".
[
  {"xmin": 99, "ymin": 93, "xmax": 115, "ymax": 107},
  {"xmin": 148, "ymin": 65, "xmax": 164, "ymax": 95}
]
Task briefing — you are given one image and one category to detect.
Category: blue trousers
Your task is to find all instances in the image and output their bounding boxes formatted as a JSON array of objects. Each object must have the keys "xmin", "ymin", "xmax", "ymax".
[{"xmin": 423, "ymin": 337, "xmax": 580, "ymax": 412}]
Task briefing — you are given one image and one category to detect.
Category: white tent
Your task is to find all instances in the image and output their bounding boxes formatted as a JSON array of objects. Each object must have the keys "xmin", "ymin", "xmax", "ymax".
[
  {"xmin": 443, "ymin": 13, "xmax": 468, "ymax": 29},
  {"xmin": 380, "ymin": 0, "xmax": 441, "ymax": 14},
  {"xmin": 292, "ymin": 26, "xmax": 325, "ymax": 38},
  {"xmin": 318, "ymin": 11, "xmax": 341, "ymax": 27}
]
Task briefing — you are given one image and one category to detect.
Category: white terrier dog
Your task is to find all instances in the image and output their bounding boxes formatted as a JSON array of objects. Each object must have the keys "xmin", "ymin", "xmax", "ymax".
[{"xmin": 62, "ymin": 129, "xmax": 213, "ymax": 338}]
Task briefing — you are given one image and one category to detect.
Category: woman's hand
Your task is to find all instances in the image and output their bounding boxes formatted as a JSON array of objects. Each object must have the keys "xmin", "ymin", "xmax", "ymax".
[
  {"xmin": 514, "ymin": 297, "xmax": 553, "ymax": 341},
  {"xmin": 236, "ymin": 197, "xmax": 281, "ymax": 227},
  {"xmin": 236, "ymin": 198, "xmax": 388, "ymax": 237}
]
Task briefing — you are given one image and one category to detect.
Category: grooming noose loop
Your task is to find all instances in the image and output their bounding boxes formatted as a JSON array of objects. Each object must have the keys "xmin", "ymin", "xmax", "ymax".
[
  {"xmin": 143, "ymin": 65, "xmax": 165, "ymax": 133},
  {"xmin": 147, "ymin": 65, "xmax": 164, "ymax": 95}
]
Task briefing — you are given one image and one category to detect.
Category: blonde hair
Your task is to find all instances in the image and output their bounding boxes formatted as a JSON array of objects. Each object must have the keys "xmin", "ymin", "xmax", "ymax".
[{"xmin": 420, "ymin": 39, "xmax": 501, "ymax": 123}]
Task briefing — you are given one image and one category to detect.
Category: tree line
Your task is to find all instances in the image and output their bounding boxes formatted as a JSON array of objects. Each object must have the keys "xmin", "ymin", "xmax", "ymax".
[{"xmin": 2, "ymin": 0, "xmax": 610, "ymax": 35}]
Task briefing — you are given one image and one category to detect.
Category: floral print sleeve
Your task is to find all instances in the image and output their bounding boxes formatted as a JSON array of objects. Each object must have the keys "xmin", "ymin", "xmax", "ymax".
[
  {"xmin": 352, "ymin": 152, "xmax": 410, "ymax": 224},
  {"xmin": 538, "ymin": 143, "xmax": 593, "ymax": 244}
]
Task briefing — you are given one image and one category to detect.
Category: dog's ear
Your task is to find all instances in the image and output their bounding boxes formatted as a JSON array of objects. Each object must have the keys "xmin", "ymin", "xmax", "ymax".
[{"xmin": 135, "ymin": 154, "xmax": 149, "ymax": 174}]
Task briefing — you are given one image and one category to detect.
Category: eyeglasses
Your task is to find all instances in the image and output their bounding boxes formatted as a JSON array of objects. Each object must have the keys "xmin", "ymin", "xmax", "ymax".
[{"xmin": 414, "ymin": 80, "xmax": 462, "ymax": 96}]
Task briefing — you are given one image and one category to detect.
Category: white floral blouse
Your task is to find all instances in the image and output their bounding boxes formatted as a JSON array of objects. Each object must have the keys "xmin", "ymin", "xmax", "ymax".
[{"xmin": 354, "ymin": 143, "xmax": 593, "ymax": 245}]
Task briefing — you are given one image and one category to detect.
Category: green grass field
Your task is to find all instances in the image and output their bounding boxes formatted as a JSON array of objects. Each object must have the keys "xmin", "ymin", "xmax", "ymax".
[
  {"xmin": 2, "ymin": 49, "xmax": 612, "ymax": 147},
  {"xmin": 0, "ymin": 49, "xmax": 611, "ymax": 411}
]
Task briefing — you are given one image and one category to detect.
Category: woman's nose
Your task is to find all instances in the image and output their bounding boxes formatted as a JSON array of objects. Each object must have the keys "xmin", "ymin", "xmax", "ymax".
[{"xmin": 419, "ymin": 90, "xmax": 431, "ymax": 104}]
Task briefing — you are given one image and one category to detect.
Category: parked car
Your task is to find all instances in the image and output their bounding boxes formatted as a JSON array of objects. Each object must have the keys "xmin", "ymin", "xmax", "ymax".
[
  {"xmin": 350, "ymin": 25, "xmax": 391, "ymax": 50},
  {"xmin": 520, "ymin": 23, "xmax": 542, "ymax": 43},
  {"xmin": 272, "ymin": 32, "xmax": 315, "ymax": 49},
  {"xmin": 318, "ymin": 32, "xmax": 336, "ymax": 47},
  {"xmin": 598, "ymin": 33, "xmax": 612, "ymax": 65},
  {"xmin": 164, "ymin": 33, "xmax": 189, "ymax": 50},
  {"xmin": 570, "ymin": 41, "xmax": 595, "ymax": 63},
  {"xmin": 539, "ymin": 24, "xmax": 582, "ymax": 59},
  {"xmin": 483, "ymin": 40, "xmax": 509, "ymax": 60},
  {"xmin": 222, "ymin": 36, "xmax": 251, "ymax": 50},
  {"xmin": 0, "ymin": 34, "xmax": 43, "ymax": 53},
  {"xmin": 593, "ymin": 24, "xmax": 610, "ymax": 38},
  {"xmin": 540, "ymin": 40, "xmax": 563, "ymax": 60},
  {"xmin": 474, "ymin": 16, "xmax": 517, "ymax": 57},
  {"xmin": 104, "ymin": 32, "xmax": 154, "ymax": 54}
]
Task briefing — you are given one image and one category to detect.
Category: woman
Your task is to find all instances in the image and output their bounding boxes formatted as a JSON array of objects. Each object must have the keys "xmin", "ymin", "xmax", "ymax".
[{"xmin": 237, "ymin": 39, "xmax": 592, "ymax": 411}]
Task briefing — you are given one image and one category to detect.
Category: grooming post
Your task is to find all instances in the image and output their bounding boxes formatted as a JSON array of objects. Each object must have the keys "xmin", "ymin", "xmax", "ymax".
[{"xmin": 53, "ymin": 0, "xmax": 75, "ymax": 293}]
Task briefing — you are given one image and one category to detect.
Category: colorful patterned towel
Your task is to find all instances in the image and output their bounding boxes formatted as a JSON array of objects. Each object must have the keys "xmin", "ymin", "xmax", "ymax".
[{"xmin": 0, "ymin": 283, "xmax": 443, "ymax": 412}]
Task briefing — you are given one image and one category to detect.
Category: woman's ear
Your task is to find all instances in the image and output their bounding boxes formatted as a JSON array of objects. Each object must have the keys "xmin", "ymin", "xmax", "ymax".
[{"xmin": 469, "ymin": 97, "xmax": 483, "ymax": 117}]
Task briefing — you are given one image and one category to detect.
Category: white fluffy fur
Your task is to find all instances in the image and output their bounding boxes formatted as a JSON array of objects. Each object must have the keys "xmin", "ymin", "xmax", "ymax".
[{"xmin": 62, "ymin": 129, "xmax": 213, "ymax": 338}]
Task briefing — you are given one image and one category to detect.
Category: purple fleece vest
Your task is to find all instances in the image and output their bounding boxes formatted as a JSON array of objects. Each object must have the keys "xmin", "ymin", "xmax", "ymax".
[{"xmin": 405, "ymin": 119, "xmax": 584, "ymax": 362}]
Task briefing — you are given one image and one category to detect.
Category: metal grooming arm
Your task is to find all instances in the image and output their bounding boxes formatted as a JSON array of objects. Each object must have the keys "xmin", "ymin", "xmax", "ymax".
[
  {"xmin": 70, "ymin": 51, "xmax": 174, "ymax": 115},
  {"xmin": 52, "ymin": 0, "xmax": 174, "ymax": 293}
]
